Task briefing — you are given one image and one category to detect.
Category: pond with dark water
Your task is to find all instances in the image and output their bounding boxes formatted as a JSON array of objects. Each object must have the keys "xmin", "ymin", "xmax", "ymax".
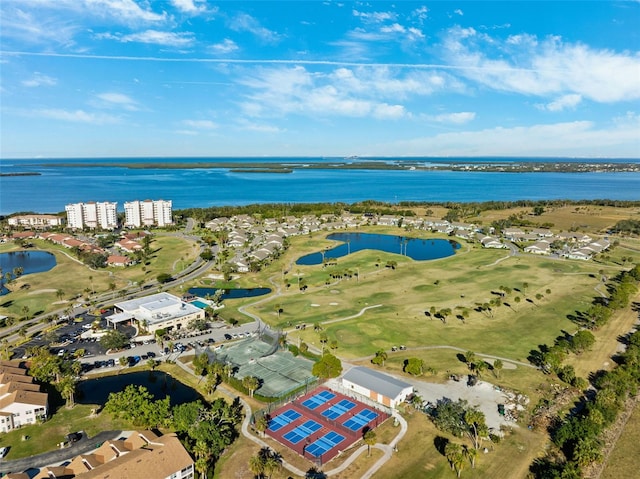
[
  {"xmin": 77, "ymin": 371, "xmax": 202, "ymax": 407},
  {"xmin": 188, "ymin": 287, "xmax": 271, "ymax": 300},
  {"xmin": 0, "ymin": 250, "xmax": 57, "ymax": 295},
  {"xmin": 296, "ymin": 232, "xmax": 460, "ymax": 265}
]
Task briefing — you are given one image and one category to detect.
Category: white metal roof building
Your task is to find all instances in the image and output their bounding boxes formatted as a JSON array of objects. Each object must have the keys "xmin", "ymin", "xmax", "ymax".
[
  {"xmin": 342, "ymin": 366, "xmax": 413, "ymax": 408},
  {"xmin": 111, "ymin": 292, "xmax": 204, "ymax": 334}
]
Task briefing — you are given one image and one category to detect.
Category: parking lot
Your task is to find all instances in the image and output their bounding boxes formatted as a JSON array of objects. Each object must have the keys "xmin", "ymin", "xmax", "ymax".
[{"xmin": 12, "ymin": 311, "xmax": 261, "ymax": 376}]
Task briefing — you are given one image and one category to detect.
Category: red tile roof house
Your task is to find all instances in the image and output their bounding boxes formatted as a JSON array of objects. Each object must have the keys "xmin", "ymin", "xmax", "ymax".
[{"xmin": 107, "ymin": 255, "xmax": 133, "ymax": 267}]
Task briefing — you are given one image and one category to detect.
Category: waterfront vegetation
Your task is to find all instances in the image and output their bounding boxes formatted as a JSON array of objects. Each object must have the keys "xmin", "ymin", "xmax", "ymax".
[{"xmin": 2, "ymin": 202, "xmax": 640, "ymax": 478}]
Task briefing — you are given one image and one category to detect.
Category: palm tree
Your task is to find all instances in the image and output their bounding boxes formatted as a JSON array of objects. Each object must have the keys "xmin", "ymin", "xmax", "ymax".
[
  {"xmin": 56, "ymin": 289, "xmax": 65, "ymax": 301},
  {"xmin": 58, "ymin": 375, "xmax": 77, "ymax": 407},
  {"xmin": 363, "ymin": 429, "xmax": 377, "ymax": 457},
  {"xmin": 248, "ymin": 453, "xmax": 265, "ymax": 479},
  {"xmin": 263, "ymin": 453, "xmax": 281, "ymax": 479},
  {"xmin": 193, "ymin": 441, "xmax": 211, "ymax": 479},
  {"xmin": 242, "ymin": 376, "xmax": 260, "ymax": 398},
  {"xmin": 195, "ymin": 458, "xmax": 209, "ymax": 479},
  {"xmin": 0, "ymin": 339, "xmax": 9, "ymax": 360},
  {"xmin": 445, "ymin": 442, "xmax": 464, "ymax": 474},
  {"xmin": 21, "ymin": 305, "xmax": 30, "ymax": 321},
  {"xmin": 493, "ymin": 359, "xmax": 503, "ymax": 378},
  {"xmin": 465, "ymin": 446, "xmax": 478, "ymax": 469},
  {"xmin": 254, "ymin": 415, "xmax": 269, "ymax": 437},
  {"xmin": 205, "ymin": 372, "xmax": 220, "ymax": 396}
]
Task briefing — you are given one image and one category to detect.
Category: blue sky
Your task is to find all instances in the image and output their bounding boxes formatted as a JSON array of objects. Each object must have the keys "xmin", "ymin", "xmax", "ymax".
[{"xmin": 1, "ymin": 1, "xmax": 639, "ymax": 158}]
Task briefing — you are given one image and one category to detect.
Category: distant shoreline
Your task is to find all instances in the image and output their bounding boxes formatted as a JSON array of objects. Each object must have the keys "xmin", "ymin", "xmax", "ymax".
[
  {"xmin": 29, "ymin": 160, "xmax": 640, "ymax": 174},
  {"xmin": 0, "ymin": 172, "xmax": 41, "ymax": 177}
]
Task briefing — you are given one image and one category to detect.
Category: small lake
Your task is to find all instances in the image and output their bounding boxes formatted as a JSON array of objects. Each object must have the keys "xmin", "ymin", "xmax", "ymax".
[
  {"xmin": 77, "ymin": 371, "xmax": 201, "ymax": 407},
  {"xmin": 0, "ymin": 250, "xmax": 57, "ymax": 295},
  {"xmin": 188, "ymin": 287, "xmax": 271, "ymax": 300},
  {"xmin": 296, "ymin": 232, "xmax": 460, "ymax": 265}
]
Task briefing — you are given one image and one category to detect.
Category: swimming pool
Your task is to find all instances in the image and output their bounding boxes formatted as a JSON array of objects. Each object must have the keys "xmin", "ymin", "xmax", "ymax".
[{"xmin": 191, "ymin": 300, "xmax": 210, "ymax": 309}]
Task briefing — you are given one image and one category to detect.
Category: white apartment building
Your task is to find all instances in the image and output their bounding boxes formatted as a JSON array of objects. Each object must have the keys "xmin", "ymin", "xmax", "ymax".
[
  {"xmin": 0, "ymin": 361, "xmax": 48, "ymax": 433},
  {"xmin": 65, "ymin": 202, "xmax": 118, "ymax": 230},
  {"xmin": 7, "ymin": 215, "xmax": 64, "ymax": 229},
  {"xmin": 124, "ymin": 200, "xmax": 173, "ymax": 228}
]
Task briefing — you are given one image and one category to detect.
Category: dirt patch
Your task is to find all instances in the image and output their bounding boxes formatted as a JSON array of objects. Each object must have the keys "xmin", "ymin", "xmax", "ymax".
[{"xmin": 28, "ymin": 289, "xmax": 57, "ymax": 295}]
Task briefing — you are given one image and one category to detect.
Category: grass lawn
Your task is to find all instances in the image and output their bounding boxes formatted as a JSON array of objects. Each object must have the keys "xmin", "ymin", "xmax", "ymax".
[
  {"xmin": 372, "ymin": 407, "xmax": 546, "ymax": 479},
  {"xmin": 0, "ymin": 234, "xmax": 198, "ymax": 324},
  {"xmin": 475, "ymin": 205, "xmax": 640, "ymax": 234},
  {"xmin": 601, "ymin": 400, "xmax": 640, "ymax": 479},
  {"xmin": 250, "ymin": 242, "xmax": 605, "ymax": 364},
  {"xmin": 0, "ymin": 404, "xmax": 131, "ymax": 460}
]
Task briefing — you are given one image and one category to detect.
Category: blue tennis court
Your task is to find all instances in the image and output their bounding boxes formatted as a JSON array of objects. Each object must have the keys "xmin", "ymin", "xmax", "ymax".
[
  {"xmin": 268, "ymin": 409, "xmax": 302, "ymax": 432},
  {"xmin": 321, "ymin": 399, "xmax": 356, "ymax": 420},
  {"xmin": 283, "ymin": 419, "xmax": 322, "ymax": 444},
  {"xmin": 305, "ymin": 431, "xmax": 346, "ymax": 458},
  {"xmin": 302, "ymin": 390, "xmax": 336, "ymax": 410},
  {"xmin": 342, "ymin": 408, "xmax": 379, "ymax": 431}
]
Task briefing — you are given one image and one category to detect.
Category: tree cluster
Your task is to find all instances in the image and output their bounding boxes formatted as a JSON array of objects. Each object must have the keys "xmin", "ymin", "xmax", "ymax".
[
  {"xmin": 430, "ymin": 399, "xmax": 490, "ymax": 476},
  {"xmin": 529, "ymin": 266, "xmax": 640, "ymax": 478}
]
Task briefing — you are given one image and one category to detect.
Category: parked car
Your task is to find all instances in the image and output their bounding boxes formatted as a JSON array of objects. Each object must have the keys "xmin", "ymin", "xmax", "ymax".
[
  {"xmin": 0, "ymin": 446, "xmax": 9, "ymax": 458},
  {"xmin": 224, "ymin": 334, "xmax": 232, "ymax": 340},
  {"xmin": 66, "ymin": 432, "xmax": 82, "ymax": 443}
]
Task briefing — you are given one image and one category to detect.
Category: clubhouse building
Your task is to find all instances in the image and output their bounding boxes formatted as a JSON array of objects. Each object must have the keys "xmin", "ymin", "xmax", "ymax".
[{"xmin": 109, "ymin": 292, "xmax": 204, "ymax": 334}]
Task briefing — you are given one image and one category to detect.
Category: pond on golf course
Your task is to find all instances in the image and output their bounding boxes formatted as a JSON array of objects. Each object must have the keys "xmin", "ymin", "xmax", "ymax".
[
  {"xmin": 187, "ymin": 287, "xmax": 272, "ymax": 300},
  {"xmin": 296, "ymin": 232, "xmax": 461, "ymax": 265},
  {"xmin": 0, "ymin": 250, "xmax": 57, "ymax": 295},
  {"xmin": 77, "ymin": 371, "xmax": 202, "ymax": 407}
]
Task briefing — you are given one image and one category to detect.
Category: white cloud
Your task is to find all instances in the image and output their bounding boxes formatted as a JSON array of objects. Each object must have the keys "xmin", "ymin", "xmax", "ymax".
[
  {"xmin": 454, "ymin": 9, "xmax": 464, "ymax": 16},
  {"xmin": 22, "ymin": 73, "xmax": 57, "ymax": 87},
  {"xmin": 32, "ymin": 108, "xmax": 120, "ymax": 124},
  {"xmin": 171, "ymin": 0, "xmax": 207, "ymax": 14},
  {"xmin": 94, "ymin": 92, "xmax": 139, "ymax": 110},
  {"xmin": 84, "ymin": 0, "xmax": 166, "ymax": 23},
  {"xmin": 236, "ymin": 65, "xmax": 450, "ymax": 120},
  {"xmin": 99, "ymin": 29, "xmax": 195, "ymax": 46},
  {"xmin": 352, "ymin": 9, "xmax": 397, "ymax": 23},
  {"xmin": 182, "ymin": 119, "xmax": 218, "ymax": 129},
  {"xmin": 373, "ymin": 103, "xmax": 406, "ymax": 119},
  {"xmin": 394, "ymin": 118, "xmax": 640, "ymax": 157},
  {"xmin": 441, "ymin": 26, "xmax": 640, "ymax": 103},
  {"xmin": 380, "ymin": 23, "xmax": 406, "ymax": 34},
  {"xmin": 228, "ymin": 13, "xmax": 281, "ymax": 43},
  {"xmin": 538, "ymin": 94, "xmax": 582, "ymax": 112},
  {"xmin": 412, "ymin": 6, "xmax": 429, "ymax": 22},
  {"xmin": 236, "ymin": 119, "xmax": 283, "ymax": 133},
  {"xmin": 209, "ymin": 39, "xmax": 239, "ymax": 54},
  {"xmin": 429, "ymin": 112, "xmax": 476, "ymax": 124},
  {"xmin": 0, "ymin": 7, "xmax": 80, "ymax": 47}
]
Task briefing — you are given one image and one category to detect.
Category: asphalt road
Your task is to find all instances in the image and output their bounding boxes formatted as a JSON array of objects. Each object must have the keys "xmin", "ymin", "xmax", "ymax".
[{"xmin": 0, "ymin": 430, "xmax": 123, "ymax": 474}]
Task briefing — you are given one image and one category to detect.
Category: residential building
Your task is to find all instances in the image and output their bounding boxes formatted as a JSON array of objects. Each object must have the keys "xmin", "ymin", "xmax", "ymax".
[
  {"xmin": 342, "ymin": 366, "xmax": 413, "ymax": 408},
  {"xmin": 8, "ymin": 215, "xmax": 64, "ymax": 229},
  {"xmin": 0, "ymin": 361, "xmax": 48, "ymax": 433},
  {"xmin": 65, "ymin": 202, "xmax": 118, "ymax": 230},
  {"xmin": 124, "ymin": 200, "xmax": 173, "ymax": 228},
  {"xmin": 109, "ymin": 292, "xmax": 204, "ymax": 334},
  {"xmin": 32, "ymin": 430, "xmax": 194, "ymax": 479}
]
